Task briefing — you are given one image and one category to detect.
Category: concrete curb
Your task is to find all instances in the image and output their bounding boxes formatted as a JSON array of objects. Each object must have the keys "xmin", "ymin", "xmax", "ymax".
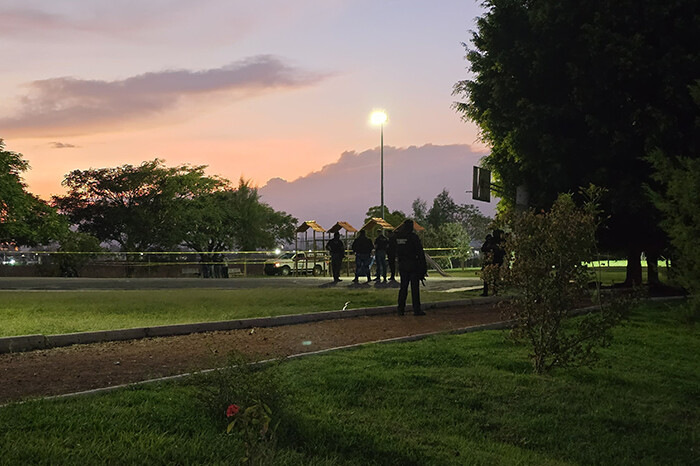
[{"xmin": 0, "ymin": 296, "xmax": 504, "ymax": 354}]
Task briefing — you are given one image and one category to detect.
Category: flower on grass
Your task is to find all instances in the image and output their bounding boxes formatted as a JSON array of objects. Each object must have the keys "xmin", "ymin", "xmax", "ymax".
[{"xmin": 226, "ymin": 404, "xmax": 240, "ymax": 418}]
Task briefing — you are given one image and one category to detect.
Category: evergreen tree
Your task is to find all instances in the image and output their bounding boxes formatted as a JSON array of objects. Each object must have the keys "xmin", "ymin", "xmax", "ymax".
[{"xmin": 454, "ymin": 0, "xmax": 699, "ymax": 284}]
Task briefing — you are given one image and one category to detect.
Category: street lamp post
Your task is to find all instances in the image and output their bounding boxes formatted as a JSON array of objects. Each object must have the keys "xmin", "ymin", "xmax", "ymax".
[{"xmin": 370, "ymin": 111, "xmax": 388, "ymax": 219}]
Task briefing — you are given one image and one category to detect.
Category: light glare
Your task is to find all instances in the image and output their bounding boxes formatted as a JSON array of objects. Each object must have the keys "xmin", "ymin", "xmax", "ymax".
[{"xmin": 370, "ymin": 111, "xmax": 387, "ymax": 125}]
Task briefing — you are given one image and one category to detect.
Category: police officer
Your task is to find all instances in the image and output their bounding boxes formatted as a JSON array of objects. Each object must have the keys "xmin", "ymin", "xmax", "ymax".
[
  {"xmin": 325, "ymin": 231, "xmax": 346, "ymax": 283},
  {"xmin": 386, "ymin": 229, "xmax": 397, "ymax": 281},
  {"xmin": 373, "ymin": 231, "xmax": 389, "ymax": 283},
  {"xmin": 391, "ymin": 219, "xmax": 427, "ymax": 315},
  {"xmin": 481, "ymin": 229, "xmax": 505, "ymax": 296},
  {"xmin": 351, "ymin": 230, "xmax": 374, "ymax": 283},
  {"xmin": 480, "ymin": 233, "xmax": 494, "ymax": 296}
]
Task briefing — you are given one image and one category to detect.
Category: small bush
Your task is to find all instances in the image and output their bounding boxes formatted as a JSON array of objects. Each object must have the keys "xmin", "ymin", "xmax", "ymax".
[
  {"xmin": 56, "ymin": 231, "xmax": 103, "ymax": 277},
  {"xmin": 502, "ymin": 187, "xmax": 629, "ymax": 373},
  {"xmin": 196, "ymin": 354, "xmax": 286, "ymax": 464}
]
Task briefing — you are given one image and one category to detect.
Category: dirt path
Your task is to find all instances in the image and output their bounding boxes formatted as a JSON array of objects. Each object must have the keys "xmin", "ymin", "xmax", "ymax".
[{"xmin": 0, "ymin": 302, "xmax": 504, "ymax": 404}]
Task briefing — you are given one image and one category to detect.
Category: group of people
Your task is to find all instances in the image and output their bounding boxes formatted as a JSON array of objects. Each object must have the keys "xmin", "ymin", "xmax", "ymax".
[
  {"xmin": 325, "ymin": 219, "xmax": 428, "ymax": 316},
  {"xmin": 325, "ymin": 222, "xmax": 508, "ymax": 315},
  {"xmin": 349, "ymin": 229, "xmax": 393, "ymax": 284},
  {"xmin": 325, "ymin": 229, "xmax": 396, "ymax": 284}
]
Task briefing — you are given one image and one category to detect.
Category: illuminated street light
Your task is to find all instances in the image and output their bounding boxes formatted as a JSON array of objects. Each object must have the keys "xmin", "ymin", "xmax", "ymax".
[{"xmin": 370, "ymin": 110, "xmax": 388, "ymax": 219}]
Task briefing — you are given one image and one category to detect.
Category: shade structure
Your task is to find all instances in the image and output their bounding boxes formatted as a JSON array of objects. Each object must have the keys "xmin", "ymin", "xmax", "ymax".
[
  {"xmin": 295, "ymin": 220, "xmax": 326, "ymax": 233},
  {"xmin": 411, "ymin": 220, "xmax": 426, "ymax": 232},
  {"xmin": 361, "ymin": 218, "xmax": 426, "ymax": 233},
  {"xmin": 359, "ymin": 217, "xmax": 395, "ymax": 231},
  {"xmin": 327, "ymin": 221, "xmax": 358, "ymax": 234},
  {"xmin": 294, "ymin": 221, "xmax": 327, "ymax": 276}
]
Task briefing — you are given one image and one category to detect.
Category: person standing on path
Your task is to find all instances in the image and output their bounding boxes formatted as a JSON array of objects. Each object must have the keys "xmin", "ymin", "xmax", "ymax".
[
  {"xmin": 325, "ymin": 231, "xmax": 346, "ymax": 283},
  {"xmin": 481, "ymin": 229, "xmax": 506, "ymax": 296},
  {"xmin": 480, "ymin": 233, "xmax": 494, "ymax": 296},
  {"xmin": 373, "ymin": 231, "xmax": 389, "ymax": 283},
  {"xmin": 386, "ymin": 229, "xmax": 397, "ymax": 281},
  {"xmin": 351, "ymin": 230, "xmax": 374, "ymax": 283},
  {"xmin": 391, "ymin": 219, "xmax": 427, "ymax": 315}
]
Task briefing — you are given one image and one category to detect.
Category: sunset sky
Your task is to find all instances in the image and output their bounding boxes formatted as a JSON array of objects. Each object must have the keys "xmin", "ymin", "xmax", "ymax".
[{"xmin": 1, "ymin": 0, "xmax": 488, "ymax": 214}]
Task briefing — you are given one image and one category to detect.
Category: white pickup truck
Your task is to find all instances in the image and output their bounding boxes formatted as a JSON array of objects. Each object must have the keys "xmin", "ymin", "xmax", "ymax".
[{"xmin": 263, "ymin": 252, "xmax": 327, "ymax": 276}]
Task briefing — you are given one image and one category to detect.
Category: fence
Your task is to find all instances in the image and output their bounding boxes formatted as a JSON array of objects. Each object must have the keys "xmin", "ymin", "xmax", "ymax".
[
  {"xmin": 0, "ymin": 247, "xmax": 489, "ymax": 279},
  {"xmin": 0, "ymin": 249, "xmax": 641, "ymax": 279},
  {"xmin": 0, "ymin": 251, "xmax": 271, "ymax": 279}
]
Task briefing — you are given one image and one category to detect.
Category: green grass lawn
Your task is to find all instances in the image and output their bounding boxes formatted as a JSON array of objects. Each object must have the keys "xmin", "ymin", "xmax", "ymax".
[
  {"xmin": 441, "ymin": 267, "xmax": 482, "ymax": 279},
  {"xmin": 0, "ymin": 288, "xmax": 480, "ymax": 337},
  {"xmin": 0, "ymin": 300, "xmax": 696, "ymax": 465},
  {"xmin": 447, "ymin": 266, "xmax": 668, "ymax": 287},
  {"xmin": 0, "ymin": 265, "xmax": 671, "ymax": 337}
]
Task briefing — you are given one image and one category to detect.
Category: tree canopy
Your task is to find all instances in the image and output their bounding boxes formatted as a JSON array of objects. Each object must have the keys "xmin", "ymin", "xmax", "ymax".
[
  {"xmin": 0, "ymin": 139, "xmax": 67, "ymax": 247},
  {"xmin": 454, "ymin": 0, "xmax": 699, "ymax": 284},
  {"xmin": 415, "ymin": 189, "xmax": 492, "ymax": 242},
  {"xmin": 53, "ymin": 159, "xmax": 224, "ymax": 251},
  {"xmin": 180, "ymin": 179, "xmax": 297, "ymax": 254},
  {"xmin": 53, "ymin": 161, "xmax": 297, "ymax": 254},
  {"xmin": 363, "ymin": 206, "xmax": 407, "ymax": 229},
  {"xmin": 648, "ymin": 82, "xmax": 700, "ymax": 302},
  {"xmin": 426, "ymin": 190, "xmax": 459, "ymax": 228}
]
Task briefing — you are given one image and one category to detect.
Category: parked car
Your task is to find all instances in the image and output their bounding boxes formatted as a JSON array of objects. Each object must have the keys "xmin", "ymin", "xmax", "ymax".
[{"xmin": 264, "ymin": 252, "xmax": 327, "ymax": 276}]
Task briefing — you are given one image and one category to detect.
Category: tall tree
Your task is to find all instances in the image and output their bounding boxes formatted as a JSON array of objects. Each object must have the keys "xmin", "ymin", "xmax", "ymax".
[
  {"xmin": 648, "ymin": 82, "xmax": 700, "ymax": 302},
  {"xmin": 0, "ymin": 139, "xmax": 67, "ymax": 247},
  {"xmin": 458, "ymin": 204, "xmax": 492, "ymax": 243},
  {"xmin": 221, "ymin": 179, "xmax": 296, "ymax": 252},
  {"xmin": 53, "ymin": 160, "xmax": 223, "ymax": 251},
  {"xmin": 178, "ymin": 179, "xmax": 297, "ymax": 276},
  {"xmin": 427, "ymin": 189, "xmax": 459, "ymax": 228},
  {"xmin": 55, "ymin": 162, "xmax": 296, "ymax": 269},
  {"xmin": 411, "ymin": 198, "xmax": 429, "ymax": 226},
  {"xmin": 454, "ymin": 0, "xmax": 699, "ymax": 285},
  {"xmin": 417, "ymin": 189, "xmax": 492, "ymax": 241}
]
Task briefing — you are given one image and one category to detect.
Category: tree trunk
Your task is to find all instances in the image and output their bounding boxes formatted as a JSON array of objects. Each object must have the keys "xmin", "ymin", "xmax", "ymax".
[
  {"xmin": 624, "ymin": 249, "xmax": 643, "ymax": 286},
  {"xmin": 200, "ymin": 253, "xmax": 213, "ymax": 278},
  {"xmin": 646, "ymin": 251, "xmax": 661, "ymax": 287}
]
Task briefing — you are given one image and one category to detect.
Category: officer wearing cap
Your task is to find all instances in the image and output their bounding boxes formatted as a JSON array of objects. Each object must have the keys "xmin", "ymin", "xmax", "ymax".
[{"xmin": 391, "ymin": 219, "xmax": 427, "ymax": 315}]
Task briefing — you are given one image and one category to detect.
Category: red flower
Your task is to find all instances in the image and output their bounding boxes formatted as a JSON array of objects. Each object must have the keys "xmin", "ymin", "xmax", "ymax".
[{"xmin": 226, "ymin": 404, "xmax": 240, "ymax": 417}]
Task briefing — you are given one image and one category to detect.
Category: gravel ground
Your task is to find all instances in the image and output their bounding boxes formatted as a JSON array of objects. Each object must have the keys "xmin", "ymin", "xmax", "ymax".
[{"xmin": 0, "ymin": 301, "xmax": 504, "ymax": 404}]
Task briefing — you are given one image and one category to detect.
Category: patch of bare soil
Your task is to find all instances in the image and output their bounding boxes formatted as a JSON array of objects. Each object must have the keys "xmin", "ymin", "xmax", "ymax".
[{"xmin": 0, "ymin": 303, "xmax": 504, "ymax": 404}]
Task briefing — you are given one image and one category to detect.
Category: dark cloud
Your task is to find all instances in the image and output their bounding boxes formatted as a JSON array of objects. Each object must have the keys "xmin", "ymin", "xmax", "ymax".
[
  {"xmin": 0, "ymin": 56, "xmax": 331, "ymax": 136},
  {"xmin": 49, "ymin": 142, "xmax": 79, "ymax": 149},
  {"xmin": 259, "ymin": 144, "xmax": 497, "ymax": 230}
]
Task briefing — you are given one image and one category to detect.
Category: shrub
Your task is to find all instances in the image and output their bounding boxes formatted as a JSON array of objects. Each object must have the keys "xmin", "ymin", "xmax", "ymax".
[
  {"xmin": 56, "ymin": 231, "xmax": 103, "ymax": 277},
  {"xmin": 502, "ymin": 187, "xmax": 627, "ymax": 373},
  {"xmin": 196, "ymin": 354, "xmax": 285, "ymax": 464}
]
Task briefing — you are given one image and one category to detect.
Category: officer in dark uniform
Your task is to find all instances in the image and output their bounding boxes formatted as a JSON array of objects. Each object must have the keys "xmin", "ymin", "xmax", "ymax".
[
  {"xmin": 391, "ymin": 219, "xmax": 427, "ymax": 315},
  {"xmin": 386, "ymin": 229, "xmax": 397, "ymax": 281},
  {"xmin": 481, "ymin": 229, "xmax": 506, "ymax": 296},
  {"xmin": 480, "ymin": 233, "xmax": 494, "ymax": 296},
  {"xmin": 325, "ymin": 231, "xmax": 346, "ymax": 283},
  {"xmin": 351, "ymin": 229, "xmax": 374, "ymax": 283},
  {"xmin": 373, "ymin": 231, "xmax": 389, "ymax": 282}
]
